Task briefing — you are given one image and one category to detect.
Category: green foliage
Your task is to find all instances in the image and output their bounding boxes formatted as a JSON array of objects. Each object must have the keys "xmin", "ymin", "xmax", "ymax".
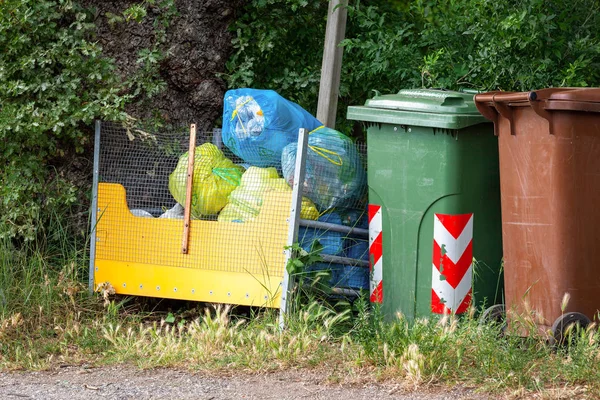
[
  {"xmin": 408, "ymin": 0, "xmax": 600, "ymax": 91},
  {"xmin": 120, "ymin": 0, "xmax": 178, "ymax": 103},
  {"xmin": 123, "ymin": 4, "xmax": 148, "ymax": 22},
  {"xmin": 225, "ymin": 0, "xmax": 328, "ymax": 114},
  {"xmin": 285, "ymin": 241, "xmax": 334, "ymax": 310},
  {"xmin": 0, "ymin": 0, "xmax": 179, "ymax": 242},
  {"xmin": 226, "ymin": 0, "xmax": 600, "ymax": 134},
  {"xmin": 0, "ymin": 0, "xmax": 130, "ymax": 241},
  {"xmin": 340, "ymin": 3, "xmax": 418, "ymax": 107},
  {"xmin": 285, "ymin": 242, "xmax": 323, "ymax": 276}
]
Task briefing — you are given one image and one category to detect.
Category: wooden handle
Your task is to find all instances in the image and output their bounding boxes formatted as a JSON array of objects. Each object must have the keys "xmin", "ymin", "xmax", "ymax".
[{"xmin": 182, "ymin": 124, "xmax": 197, "ymax": 254}]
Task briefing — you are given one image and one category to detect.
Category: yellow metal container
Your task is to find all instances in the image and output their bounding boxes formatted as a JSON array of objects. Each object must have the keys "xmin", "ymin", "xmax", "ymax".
[{"xmin": 93, "ymin": 183, "xmax": 291, "ymax": 307}]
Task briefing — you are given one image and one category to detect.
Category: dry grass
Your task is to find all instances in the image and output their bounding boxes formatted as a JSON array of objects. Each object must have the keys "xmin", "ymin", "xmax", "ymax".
[{"xmin": 2, "ymin": 235, "xmax": 600, "ymax": 399}]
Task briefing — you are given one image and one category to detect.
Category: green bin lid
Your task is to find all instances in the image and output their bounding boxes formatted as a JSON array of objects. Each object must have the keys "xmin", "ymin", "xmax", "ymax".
[{"xmin": 347, "ymin": 89, "xmax": 489, "ymax": 130}]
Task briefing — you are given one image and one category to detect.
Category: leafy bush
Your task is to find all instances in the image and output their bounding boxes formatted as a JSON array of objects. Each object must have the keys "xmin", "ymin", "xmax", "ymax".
[
  {"xmin": 404, "ymin": 0, "xmax": 600, "ymax": 90},
  {"xmin": 0, "ymin": 0, "xmax": 129, "ymax": 241},
  {"xmin": 226, "ymin": 0, "xmax": 600, "ymax": 133},
  {"xmin": 225, "ymin": 0, "xmax": 328, "ymax": 114}
]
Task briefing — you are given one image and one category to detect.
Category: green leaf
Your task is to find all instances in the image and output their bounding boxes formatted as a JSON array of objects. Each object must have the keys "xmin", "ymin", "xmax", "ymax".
[
  {"xmin": 123, "ymin": 4, "xmax": 147, "ymax": 23},
  {"xmin": 165, "ymin": 312, "xmax": 176, "ymax": 324}
]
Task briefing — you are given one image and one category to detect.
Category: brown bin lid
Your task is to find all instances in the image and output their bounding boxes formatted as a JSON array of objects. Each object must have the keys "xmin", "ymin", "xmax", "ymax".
[
  {"xmin": 474, "ymin": 88, "xmax": 600, "ymax": 136},
  {"xmin": 544, "ymin": 87, "xmax": 600, "ymax": 102},
  {"xmin": 475, "ymin": 88, "xmax": 600, "ymax": 103},
  {"xmin": 475, "ymin": 88, "xmax": 600, "ymax": 114}
]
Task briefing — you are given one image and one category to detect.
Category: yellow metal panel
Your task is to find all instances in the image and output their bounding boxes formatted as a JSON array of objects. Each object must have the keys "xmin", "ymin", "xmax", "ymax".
[
  {"xmin": 93, "ymin": 183, "xmax": 290, "ymax": 307},
  {"xmin": 95, "ymin": 260, "xmax": 281, "ymax": 307}
]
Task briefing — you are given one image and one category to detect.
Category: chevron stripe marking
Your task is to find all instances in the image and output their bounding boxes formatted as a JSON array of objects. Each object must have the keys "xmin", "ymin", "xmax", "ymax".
[
  {"xmin": 371, "ymin": 256, "xmax": 382, "ymax": 286},
  {"xmin": 371, "ymin": 281, "xmax": 383, "ymax": 303},
  {"xmin": 432, "ymin": 288, "xmax": 472, "ymax": 314},
  {"xmin": 433, "ymin": 214, "xmax": 473, "ymax": 264},
  {"xmin": 431, "ymin": 263, "xmax": 473, "ymax": 312},
  {"xmin": 432, "ymin": 240, "xmax": 473, "ymax": 289},
  {"xmin": 432, "ymin": 213, "xmax": 474, "ymax": 315},
  {"xmin": 369, "ymin": 204, "xmax": 383, "ymax": 304},
  {"xmin": 368, "ymin": 204, "xmax": 382, "ymax": 224},
  {"xmin": 455, "ymin": 290, "xmax": 473, "ymax": 314},
  {"xmin": 370, "ymin": 231, "xmax": 382, "ymax": 265},
  {"xmin": 436, "ymin": 213, "xmax": 473, "ymax": 239}
]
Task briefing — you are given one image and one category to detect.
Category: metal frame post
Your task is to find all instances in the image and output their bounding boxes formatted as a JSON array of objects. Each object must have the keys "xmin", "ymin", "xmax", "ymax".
[
  {"xmin": 88, "ymin": 120, "xmax": 101, "ymax": 294},
  {"xmin": 279, "ymin": 128, "xmax": 309, "ymax": 328}
]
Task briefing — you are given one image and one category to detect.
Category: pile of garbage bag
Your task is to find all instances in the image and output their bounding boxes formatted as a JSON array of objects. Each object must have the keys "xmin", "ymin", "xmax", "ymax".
[
  {"xmin": 304, "ymin": 262, "xmax": 369, "ymax": 291},
  {"xmin": 298, "ymin": 209, "xmax": 369, "ymax": 291},
  {"xmin": 159, "ymin": 89, "xmax": 367, "ymax": 224},
  {"xmin": 340, "ymin": 209, "xmax": 369, "ymax": 261},
  {"xmin": 149, "ymin": 88, "xmax": 370, "ymax": 291}
]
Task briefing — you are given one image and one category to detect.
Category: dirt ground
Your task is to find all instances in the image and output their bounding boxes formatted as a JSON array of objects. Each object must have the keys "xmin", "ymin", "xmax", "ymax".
[{"xmin": 0, "ymin": 365, "xmax": 492, "ymax": 400}]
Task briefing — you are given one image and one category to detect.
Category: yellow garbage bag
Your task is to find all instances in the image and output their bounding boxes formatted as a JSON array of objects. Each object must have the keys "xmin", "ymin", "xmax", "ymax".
[
  {"xmin": 218, "ymin": 166, "xmax": 319, "ymax": 222},
  {"xmin": 169, "ymin": 143, "xmax": 244, "ymax": 217}
]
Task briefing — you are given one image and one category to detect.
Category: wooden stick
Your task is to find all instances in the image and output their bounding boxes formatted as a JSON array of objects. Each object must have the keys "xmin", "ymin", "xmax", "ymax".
[
  {"xmin": 182, "ymin": 124, "xmax": 197, "ymax": 254},
  {"xmin": 316, "ymin": 0, "xmax": 348, "ymax": 127}
]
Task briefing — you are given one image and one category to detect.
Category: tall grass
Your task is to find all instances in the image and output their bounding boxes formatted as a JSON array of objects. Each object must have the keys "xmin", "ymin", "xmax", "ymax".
[
  {"xmin": 93, "ymin": 301, "xmax": 600, "ymax": 396},
  {"xmin": 0, "ymin": 213, "xmax": 89, "ymax": 319},
  {"xmin": 0, "ymin": 213, "xmax": 111, "ymax": 369},
  {"xmin": 1, "ymin": 222, "xmax": 600, "ymax": 398}
]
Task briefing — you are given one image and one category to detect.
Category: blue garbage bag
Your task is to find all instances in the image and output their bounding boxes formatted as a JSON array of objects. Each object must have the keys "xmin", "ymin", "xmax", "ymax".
[
  {"xmin": 222, "ymin": 88, "xmax": 322, "ymax": 167},
  {"xmin": 340, "ymin": 209, "xmax": 369, "ymax": 289},
  {"xmin": 281, "ymin": 127, "xmax": 367, "ymax": 210},
  {"xmin": 305, "ymin": 263, "xmax": 369, "ymax": 291},
  {"xmin": 341, "ymin": 209, "xmax": 369, "ymax": 261},
  {"xmin": 298, "ymin": 212, "xmax": 344, "ymax": 256},
  {"xmin": 333, "ymin": 264, "xmax": 369, "ymax": 290}
]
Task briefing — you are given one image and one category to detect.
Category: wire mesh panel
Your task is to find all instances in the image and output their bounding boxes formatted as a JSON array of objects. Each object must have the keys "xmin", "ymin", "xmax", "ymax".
[
  {"xmin": 285, "ymin": 126, "xmax": 370, "ymax": 297},
  {"xmin": 92, "ymin": 122, "xmax": 294, "ymax": 307}
]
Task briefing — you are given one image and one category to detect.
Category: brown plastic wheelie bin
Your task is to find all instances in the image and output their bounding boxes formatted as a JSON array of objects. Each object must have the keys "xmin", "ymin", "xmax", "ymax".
[{"xmin": 474, "ymin": 88, "xmax": 600, "ymax": 343}]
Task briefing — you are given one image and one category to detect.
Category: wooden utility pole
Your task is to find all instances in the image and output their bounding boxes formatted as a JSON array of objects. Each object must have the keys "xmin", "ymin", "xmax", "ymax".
[{"xmin": 316, "ymin": 0, "xmax": 348, "ymax": 128}]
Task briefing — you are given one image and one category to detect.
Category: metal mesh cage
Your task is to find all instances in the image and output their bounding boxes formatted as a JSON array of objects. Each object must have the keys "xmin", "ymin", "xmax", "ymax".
[{"xmin": 90, "ymin": 121, "xmax": 370, "ymax": 307}]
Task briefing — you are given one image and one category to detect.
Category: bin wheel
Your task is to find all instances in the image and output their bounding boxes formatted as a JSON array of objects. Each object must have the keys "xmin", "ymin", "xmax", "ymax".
[
  {"xmin": 479, "ymin": 304, "xmax": 505, "ymax": 325},
  {"xmin": 550, "ymin": 312, "xmax": 591, "ymax": 347}
]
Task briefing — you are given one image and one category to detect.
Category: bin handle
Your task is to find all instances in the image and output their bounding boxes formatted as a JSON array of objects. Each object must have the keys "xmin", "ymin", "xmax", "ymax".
[
  {"xmin": 474, "ymin": 91, "xmax": 499, "ymax": 136},
  {"xmin": 474, "ymin": 91, "xmax": 537, "ymax": 103},
  {"xmin": 474, "ymin": 102, "xmax": 500, "ymax": 136},
  {"xmin": 528, "ymin": 96, "xmax": 555, "ymax": 135},
  {"xmin": 473, "ymin": 92, "xmax": 515, "ymax": 136},
  {"xmin": 492, "ymin": 96, "xmax": 516, "ymax": 136}
]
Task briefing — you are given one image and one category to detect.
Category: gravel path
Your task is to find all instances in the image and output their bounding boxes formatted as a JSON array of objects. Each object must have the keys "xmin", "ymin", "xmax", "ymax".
[{"xmin": 0, "ymin": 365, "xmax": 492, "ymax": 399}]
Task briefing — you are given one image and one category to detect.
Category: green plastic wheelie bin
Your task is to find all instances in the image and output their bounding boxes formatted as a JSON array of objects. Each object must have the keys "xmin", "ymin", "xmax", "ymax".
[{"xmin": 347, "ymin": 89, "xmax": 503, "ymax": 321}]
